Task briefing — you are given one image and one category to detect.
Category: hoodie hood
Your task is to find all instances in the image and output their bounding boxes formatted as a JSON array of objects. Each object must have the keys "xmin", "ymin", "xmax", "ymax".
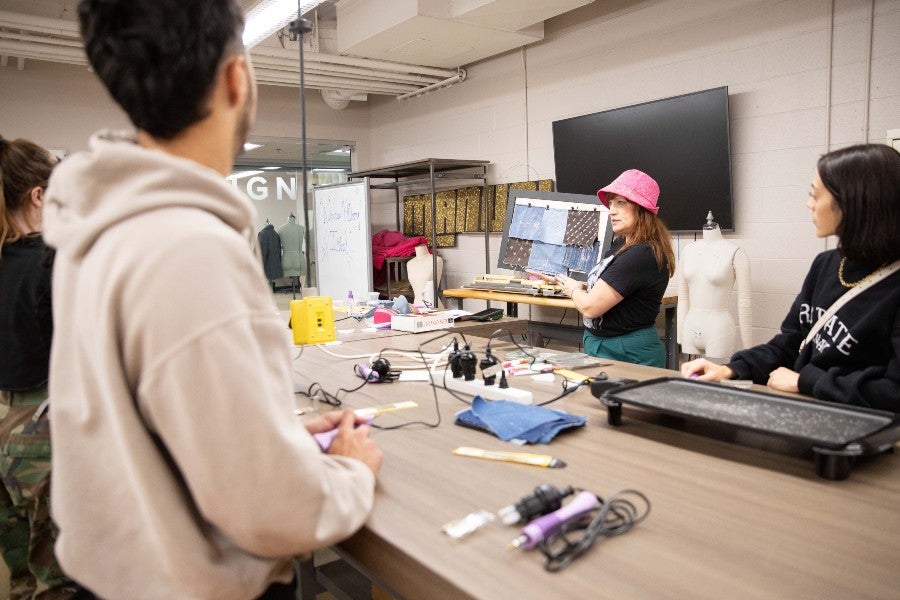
[{"xmin": 44, "ymin": 130, "xmax": 255, "ymax": 259}]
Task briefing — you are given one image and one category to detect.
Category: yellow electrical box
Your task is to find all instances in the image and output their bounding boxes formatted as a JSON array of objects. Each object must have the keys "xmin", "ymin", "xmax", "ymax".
[{"xmin": 290, "ymin": 296, "xmax": 335, "ymax": 345}]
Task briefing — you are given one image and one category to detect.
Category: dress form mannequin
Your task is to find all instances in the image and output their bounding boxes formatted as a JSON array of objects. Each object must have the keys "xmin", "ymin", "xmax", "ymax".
[
  {"xmin": 278, "ymin": 214, "xmax": 307, "ymax": 290},
  {"xmin": 677, "ymin": 212, "xmax": 752, "ymax": 358},
  {"xmin": 407, "ymin": 244, "xmax": 444, "ymax": 307}
]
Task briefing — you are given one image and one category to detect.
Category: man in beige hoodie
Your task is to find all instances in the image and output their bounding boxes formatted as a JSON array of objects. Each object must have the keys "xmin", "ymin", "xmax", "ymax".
[{"xmin": 42, "ymin": 1, "xmax": 382, "ymax": 598}]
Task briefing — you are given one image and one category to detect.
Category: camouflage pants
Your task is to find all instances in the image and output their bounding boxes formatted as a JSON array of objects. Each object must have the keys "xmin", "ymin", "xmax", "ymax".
[{"xmin": 0, "ymin": 386, "xmax": 80, "ymax": 599}]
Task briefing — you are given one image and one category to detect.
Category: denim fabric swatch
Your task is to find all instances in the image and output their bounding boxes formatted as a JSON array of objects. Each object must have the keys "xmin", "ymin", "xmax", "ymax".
[
  {"xmin": 527, "ymin": 241, "xmax": 568, "ymax": 274},
  {"xmin": 508, "ymin": 204, "xmax": 544, "ymax": 240},
  {"xmin": 563, "ymin": 210, "xmax": 601, "ymax": 247},
  {"xmin": 563, "ymin": 240, "xmax": 600, "ymax": 272},
  {"xmin": 503, "ymin": 238, "xmax": 533, "ymax": 268},
  {"xmin": 456, "ymin": 396, "xmax": 586, "ymax": 444},
  {"xmin": 536, "ymin": 207, "xmax": 568, "ymax": 245}
]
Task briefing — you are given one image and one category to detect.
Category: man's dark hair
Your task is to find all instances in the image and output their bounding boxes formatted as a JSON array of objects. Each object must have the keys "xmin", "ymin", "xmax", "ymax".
[
  {"xmin": 818, "ymin": 143, "xmax": 900, "ymax": 266},
  {"xmin": 78, "ymin": 0, "xmax": 245, "ymax": 139}
]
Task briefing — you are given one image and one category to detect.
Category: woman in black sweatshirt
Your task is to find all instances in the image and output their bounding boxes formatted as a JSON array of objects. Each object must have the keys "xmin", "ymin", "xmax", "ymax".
[{"xmin": 682, "ymin": 143, "xmax": 900, "ymax": 412}]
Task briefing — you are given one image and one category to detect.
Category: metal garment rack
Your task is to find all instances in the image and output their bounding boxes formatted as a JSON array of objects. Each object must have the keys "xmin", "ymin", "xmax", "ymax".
[{"xmin": 347, "ymin": 159, "xmax": 491, "ymax": 306}]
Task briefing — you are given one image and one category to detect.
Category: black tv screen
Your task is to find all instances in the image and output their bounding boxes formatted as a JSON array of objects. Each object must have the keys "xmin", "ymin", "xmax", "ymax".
[{"xmin": 552, "ymin": 87, "xmax": 733, "ymax": 232}]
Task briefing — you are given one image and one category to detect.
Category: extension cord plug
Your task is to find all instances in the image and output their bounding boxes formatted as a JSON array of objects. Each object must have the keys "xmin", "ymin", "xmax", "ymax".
[{"xmin": 442, "ymin": 375, "xmax": 533, "ymax": 404}]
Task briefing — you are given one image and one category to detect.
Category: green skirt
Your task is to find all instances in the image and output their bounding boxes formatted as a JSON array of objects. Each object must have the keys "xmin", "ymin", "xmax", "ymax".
[{"xmin": 583, "ymin": 326, "xmax": 665, "ymax": 368}]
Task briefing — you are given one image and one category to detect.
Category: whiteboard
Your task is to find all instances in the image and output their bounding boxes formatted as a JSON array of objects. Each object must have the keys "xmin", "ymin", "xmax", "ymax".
[{"xmin": 312, "ymin": 180, "xmax": 372, "ymax": 301}]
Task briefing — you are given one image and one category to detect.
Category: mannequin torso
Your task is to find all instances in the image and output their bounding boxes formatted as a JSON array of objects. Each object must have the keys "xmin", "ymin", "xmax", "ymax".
[
  {"xmin": 677, "ymin": 225, "xmax": 752, "ymax": 358},
  {"xmin": 278, "ymin": 216, "xmax": 306, "ymax": 283},
  {"xmin": 407, "ymin": 245, "xmax": 443, "ymax": 307}
]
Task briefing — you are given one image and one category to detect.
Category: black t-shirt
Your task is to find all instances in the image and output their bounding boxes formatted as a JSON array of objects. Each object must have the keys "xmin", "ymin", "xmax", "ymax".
[
  {"xmin": 0, "ymin": 236, "xmax": 54, "ymax": 390},
  {"xmin": 585, "ymin": 238, "xmax": 669, "ymax": 338}
]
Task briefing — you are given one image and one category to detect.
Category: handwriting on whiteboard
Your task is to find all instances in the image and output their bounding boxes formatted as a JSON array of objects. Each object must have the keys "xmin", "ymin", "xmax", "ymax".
[{"xmin": 313, "ymin": 181, "xmax": 371, "ymax": 300}]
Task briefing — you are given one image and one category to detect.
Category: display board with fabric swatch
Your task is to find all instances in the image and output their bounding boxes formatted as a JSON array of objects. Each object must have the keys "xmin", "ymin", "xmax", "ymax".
[{"xmin": 496, "ymin": 189, "xmax": 613, "ymax": 277}]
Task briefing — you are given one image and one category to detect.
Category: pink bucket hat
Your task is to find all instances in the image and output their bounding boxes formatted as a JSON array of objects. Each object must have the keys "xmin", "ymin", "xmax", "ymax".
[{"xmin": 597, "ymin": 169, "xmax": 660, "ymax": 215}]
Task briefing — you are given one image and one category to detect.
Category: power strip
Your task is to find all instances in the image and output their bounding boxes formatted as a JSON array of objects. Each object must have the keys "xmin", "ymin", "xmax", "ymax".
[{"xmin": 441, "ymin": 375, "xmax": 533, "ymax": 405}]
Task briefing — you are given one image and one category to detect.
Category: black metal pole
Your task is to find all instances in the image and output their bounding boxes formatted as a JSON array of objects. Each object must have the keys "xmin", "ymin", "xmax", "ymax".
[{"xmin": 290, "ymin": 14, "xmax": 314, "ymax": 289}]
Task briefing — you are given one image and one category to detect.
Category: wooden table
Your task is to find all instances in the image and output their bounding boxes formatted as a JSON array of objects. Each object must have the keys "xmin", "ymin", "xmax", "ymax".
[
  {"xmin": 282, "ymin": 311, "xmax": 528, "ymax": 343},
  {"xmin": 294, "ymin": 334, "xmax": 900, "ymax": 600},
  {"xmin": 444, "ymin": 288, "xmax": 679, "ymax": 369}
]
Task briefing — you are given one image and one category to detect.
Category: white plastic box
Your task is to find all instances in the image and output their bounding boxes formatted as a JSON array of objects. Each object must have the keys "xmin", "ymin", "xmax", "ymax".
[{"xmin": 390, "ymin": 312, "xmax": 455, "ymax": 333}]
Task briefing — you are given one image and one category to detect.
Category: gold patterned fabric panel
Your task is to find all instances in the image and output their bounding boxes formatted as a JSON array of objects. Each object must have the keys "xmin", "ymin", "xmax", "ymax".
[{"xmin": 401, "ymin": 179, "xmax": 553, "ymax": 247}]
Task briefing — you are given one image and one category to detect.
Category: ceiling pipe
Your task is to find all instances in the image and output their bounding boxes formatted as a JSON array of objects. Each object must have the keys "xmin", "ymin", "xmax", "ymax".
[
  {"xmin": 396, "ymin": 69, "xmax": 467, "ymax": 100},
  {"xmin": 250, "ymin": 45, "xmax": 457, "ymax": 78},
  {"xmin": 250, "ymin": 53, "xmax": 446, "ymax": 85},
  {"xmin": 0, "ymin": 10, "xmax": 467, "ymax": 99},
  {"xmin": 0, "ymin": 10, "xmax": 79, "ymax": 34},
  {"xmin": 252, "ymin": 68, "xmax": 418, "ymax": 93},
  {"xmin": 0, "ymin": 31, "xmax": 84, "ymax": 47},
  {"xmin": 0, "ymin": 40, "xmax": 86, "ymax": 62}
]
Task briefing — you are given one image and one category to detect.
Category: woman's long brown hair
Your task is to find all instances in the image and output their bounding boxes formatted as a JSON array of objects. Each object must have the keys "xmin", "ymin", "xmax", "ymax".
[{"xmin": 616, "ymin": 204, "xmax": 676, "ymax": 278}]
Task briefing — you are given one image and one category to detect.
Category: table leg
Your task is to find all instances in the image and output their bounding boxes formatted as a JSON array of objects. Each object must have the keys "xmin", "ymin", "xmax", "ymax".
[
  {"xmin": 297, "ymin": 558, "xmax": 318, "ymax": 600},
  {"xmin": 664, "ymin": 305, "xmax": 677, "ymax": 370}
]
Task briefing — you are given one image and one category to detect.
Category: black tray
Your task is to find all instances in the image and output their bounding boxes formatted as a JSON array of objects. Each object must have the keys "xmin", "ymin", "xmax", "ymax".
[{"xmin": 595, "ymin": 377, "xmax": 900, "ymax": 480}]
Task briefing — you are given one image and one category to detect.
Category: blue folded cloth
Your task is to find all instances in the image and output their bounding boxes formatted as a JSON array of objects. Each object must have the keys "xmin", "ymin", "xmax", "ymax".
[{"xmin": 455, "ymin": 396, "xmax": 586, "ymax": 444}]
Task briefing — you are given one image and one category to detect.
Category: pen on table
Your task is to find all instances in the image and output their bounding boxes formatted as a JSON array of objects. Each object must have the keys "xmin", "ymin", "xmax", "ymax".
[{"xmin": 452, "ymin": 446, "xmax": 566, "ymax": 468}]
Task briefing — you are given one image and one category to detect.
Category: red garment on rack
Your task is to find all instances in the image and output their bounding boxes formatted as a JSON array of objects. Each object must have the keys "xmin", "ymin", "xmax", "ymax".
[{"xmin": 371, "ymin": 230, "xmax": 429, "ymax": 269}]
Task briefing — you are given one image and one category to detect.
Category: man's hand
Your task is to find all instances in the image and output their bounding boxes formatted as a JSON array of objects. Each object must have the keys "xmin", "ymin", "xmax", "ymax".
[
  {"xmin": 327, "ymin": 410, "xmax": 383, "ymax": 474},
  {"xmin": 303, "ymin": 409, "xmax": 368, "ymax": 434}
]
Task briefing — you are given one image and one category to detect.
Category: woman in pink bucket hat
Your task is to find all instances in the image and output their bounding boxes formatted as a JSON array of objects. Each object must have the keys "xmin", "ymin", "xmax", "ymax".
[{"xmin": 555, "ymin": 169, "xmax": 675, "ymax": 367}]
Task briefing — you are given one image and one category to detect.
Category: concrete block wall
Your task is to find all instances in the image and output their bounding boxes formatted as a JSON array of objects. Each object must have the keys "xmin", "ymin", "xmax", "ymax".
[{"xmin": 365, "ymin": 0, "xmax": 900, "ymax": 348}]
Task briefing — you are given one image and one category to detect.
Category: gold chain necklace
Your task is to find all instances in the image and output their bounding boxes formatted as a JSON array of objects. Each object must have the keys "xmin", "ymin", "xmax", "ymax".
[{"xmin": 838, "ymin": 257, "xmax": 885, "ymax": 288}]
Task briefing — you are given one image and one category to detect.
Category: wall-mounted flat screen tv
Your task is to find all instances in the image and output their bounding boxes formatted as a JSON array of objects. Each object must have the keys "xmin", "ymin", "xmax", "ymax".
[{"xmin": 552, "ymin": 86, "xmax": 733, "ymax": 232}]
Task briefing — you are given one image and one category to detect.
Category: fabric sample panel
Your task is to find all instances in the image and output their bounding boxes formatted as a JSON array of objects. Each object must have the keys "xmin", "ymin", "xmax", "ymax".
[
  {"xmin": 563, "ymin": 210, "xmax": 601, "ymax": 247},
  {"xmin": 563, "ymin": 241, "xmax": 600, "ymax": 272},
  {"xmin": 527, "ymin": 241, "xmax": 568, "ymax": 274},
  {"xmin": 536, "ymin": 207, "xmax": 568, "ymax": 245},
  {"xmin": 507, "ymin": 204, "xmax": 543, "ymax": 240},
  {"xmin": 504, "ymin": 238, "xmax": 533, "ymax": 268}
]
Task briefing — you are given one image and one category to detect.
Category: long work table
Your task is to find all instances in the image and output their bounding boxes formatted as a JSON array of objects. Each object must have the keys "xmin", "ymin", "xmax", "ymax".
[
  {"xmin": 293, "ymin": 331, "xmax": 899, "ymax": 600},
  {"xmin": 443, "ymin": 288, "xmax": 679, "ymax": 369}
]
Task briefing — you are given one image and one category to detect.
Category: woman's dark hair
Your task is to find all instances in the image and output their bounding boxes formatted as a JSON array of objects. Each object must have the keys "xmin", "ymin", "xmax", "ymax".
[
  {"xmin": 818, "ymin": 143, "xmax": 900, "ymax": 265},
  {"xmin": 78, "ymin": 0, "xmax": 245, "ymax": 139},
  {"xmin": 0, "ymin": 134, "xmax": 55, "ymax": 248}
]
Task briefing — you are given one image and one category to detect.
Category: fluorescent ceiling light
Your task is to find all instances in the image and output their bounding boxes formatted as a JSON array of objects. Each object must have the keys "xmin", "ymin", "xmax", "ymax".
[
  {"xmin": 242, "ymin": 142, "xmax": 262, "ymax": 151},
  {"xmin": 326, "ymin": 148, "xmax": 351, "ymax": 155},
  {"xmin": 242, "ymin": 0, "xmax": 327, "ymax": 49},
  {"xmin": 261, "ymin": 166, "xmax": 282, "ymax": 170},
  {"xmin": 227, "ymin": 170, "xmax": 264, "ymax": 180},
  {"xmin": 312, "ymin": 168, "xmax": 347, "ymax": 172}
]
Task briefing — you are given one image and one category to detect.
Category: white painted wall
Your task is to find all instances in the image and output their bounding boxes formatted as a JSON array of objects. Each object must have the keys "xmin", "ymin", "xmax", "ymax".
[
  {"xmin": 0, "ymin": 60, "xmax": 371, "ymax": 165},
  {"xmin": 365, "ymin": 0, "xmax": 900, "ymax": 347}
]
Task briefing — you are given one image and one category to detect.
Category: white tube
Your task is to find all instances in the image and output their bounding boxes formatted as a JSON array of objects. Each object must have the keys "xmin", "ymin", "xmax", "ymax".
[
  {"xmin": 0, "ymin": 11, "xmax": 80, "ymax": 35},
  {"xmin": 396, "ymin": 70, "xmax": 467, "ymax": 100}
]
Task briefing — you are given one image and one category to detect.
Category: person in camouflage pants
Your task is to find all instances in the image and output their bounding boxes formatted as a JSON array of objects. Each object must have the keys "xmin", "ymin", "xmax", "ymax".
[
  {"xmin": 0, "ymin": 388, "xmax": 81, "ymax": 599},
  {"xmin": 1, "ymin": 135, "xmax": 87, "ymax": 598}
]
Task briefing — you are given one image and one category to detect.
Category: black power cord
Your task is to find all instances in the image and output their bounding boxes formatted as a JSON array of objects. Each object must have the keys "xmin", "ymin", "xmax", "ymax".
[{"xmin": 537, "ymin": 489, "xmax": 651, "ymax": 572}]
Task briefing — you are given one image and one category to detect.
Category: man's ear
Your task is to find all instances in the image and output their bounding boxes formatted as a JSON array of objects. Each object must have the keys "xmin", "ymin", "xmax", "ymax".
[{"xmin": 224, "ymin": 54, "xmax": 249, "ymax": 108}]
